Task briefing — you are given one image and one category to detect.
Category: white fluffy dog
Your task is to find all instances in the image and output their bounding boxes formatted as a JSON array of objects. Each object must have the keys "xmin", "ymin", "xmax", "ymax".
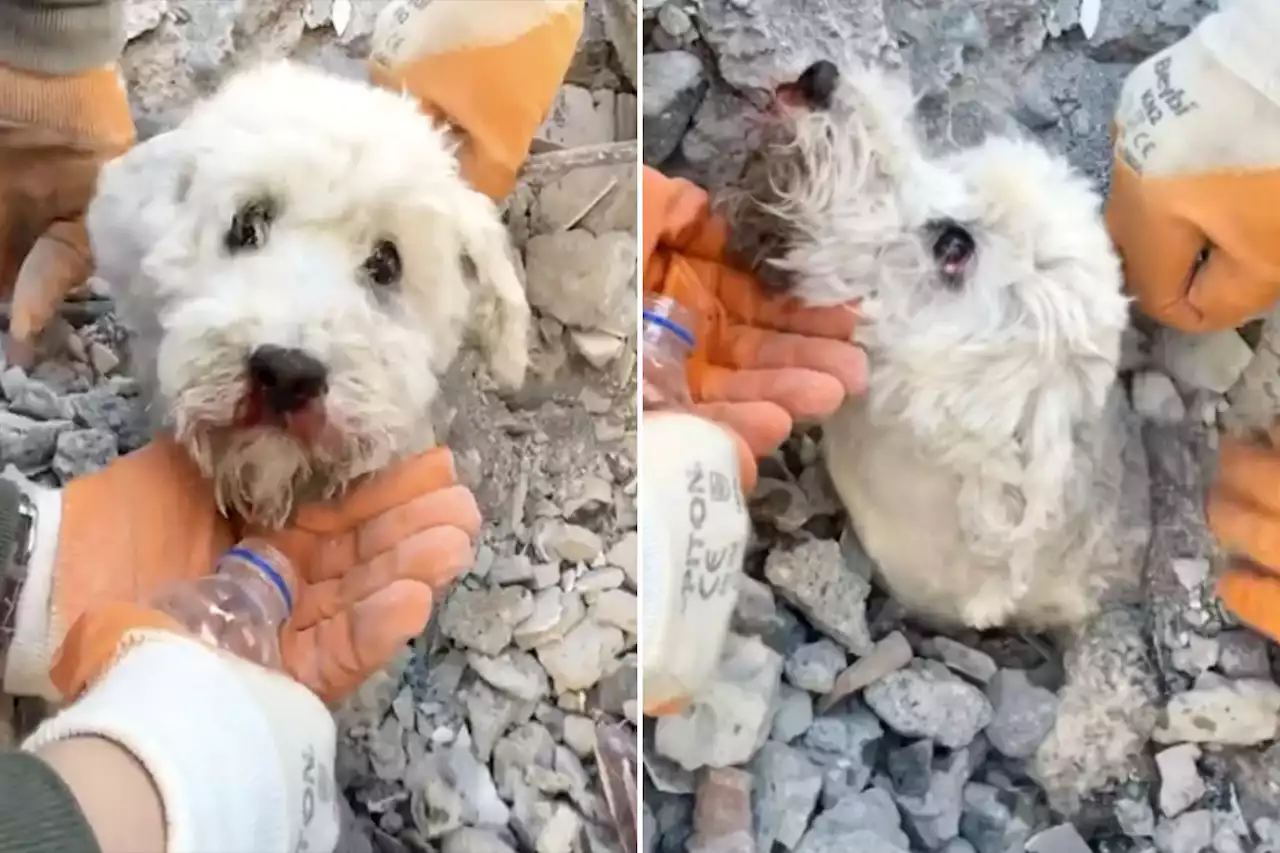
[
  {"xmin": 722, "ymin": 62, "xmax": 1158, "ymax": 814},
  {"xmin": 85, "ymin": 61, "xmax": 530, "ymax": 527}
]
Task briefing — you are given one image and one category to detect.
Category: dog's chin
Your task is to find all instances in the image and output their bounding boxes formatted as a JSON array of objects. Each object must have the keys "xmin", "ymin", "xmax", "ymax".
[{"xmin": 177, "ymin": 417, "xmax": 381, "ymax": 529}]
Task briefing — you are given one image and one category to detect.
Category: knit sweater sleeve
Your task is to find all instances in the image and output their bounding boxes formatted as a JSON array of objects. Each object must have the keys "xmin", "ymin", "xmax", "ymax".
[
  {"xmin": 0, "ymin": 749, "xmax": 102, "ymax": 853},
  {"xmin": 0, "ymin": 0, "xmax": 125, "ymax": 75}
]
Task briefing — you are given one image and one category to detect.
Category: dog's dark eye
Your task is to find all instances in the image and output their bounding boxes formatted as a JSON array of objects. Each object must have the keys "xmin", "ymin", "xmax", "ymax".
[
  {"xmin": 225, "ymin": 198, "xmax": 275, "ymax": 252},
  {"xmin": 364, "ymin": 240, "xmax": 401, "ymax": 287},
  {"xmin": 931, "ymin": 221, "xmax": 975, "ymax": 286}
]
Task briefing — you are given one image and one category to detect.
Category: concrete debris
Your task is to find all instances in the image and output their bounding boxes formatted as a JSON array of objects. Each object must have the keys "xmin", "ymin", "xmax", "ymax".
[
  {"xmin": 764, "ymin": 539, "xmax": 874, "ymax": 655},
  {"xmin": 983, "ymin": 669, "xmax": 1058, "ymax": 759},
  {"xmin": 864, "ymin": 662, "xmax": 995, "ymax": 750}
]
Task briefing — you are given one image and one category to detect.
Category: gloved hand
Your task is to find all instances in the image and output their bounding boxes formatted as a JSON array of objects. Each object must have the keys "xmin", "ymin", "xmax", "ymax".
[
  {"xmin": 642, "ymin": 168, "xmax": 866, "ymax": 476},
  {"xmin": 1207, "ymin": 427, "xmax": 1280, "ymax": 642},
  {"xmin": 30, "ymin": 613, "xmax": 340, "ymax": 853},
  {"xmin": 367, "ymin": 0, "xmax": 584, "ymax": 201},
  {"xmin": 1105, "ymin": 0, "xmax": 1280, "ymax": 332},
  {"xmin": 0, "ymin": 63, "xmax": 135, "ymax": 364},
  {"xmin": 2, "ymin": 440, "xmax": 480, "ymax": 705}
]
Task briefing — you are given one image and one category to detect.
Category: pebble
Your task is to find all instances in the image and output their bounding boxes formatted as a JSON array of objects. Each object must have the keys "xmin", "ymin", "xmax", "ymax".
[
  {"xmin": 515, "ymin": 590, "xmax": 585, "ymax": 649},
  {"xmin": 893, "ymin": 744, "xmax": 973, "ymax": 848},
  {"xmin": 796, "ymin": 788, "xmax": 910, "ymax": 853},
  {"xmin": 800, "ymin": 704, "xmax": 883, "ymax": 806},
  {"xmin": 785, "ymin": 640, "xmax": 848, "ymax": 693},
  {"xmin": 536, "ymin": 617, "xmax": 626, "ymax": 692},
  {"xmin": 1025, "ymin": 824, "xmax": 1091, "ymax": 853},
  {"xmin": 771, "ymin": 684, "xmax": 815, "ymax": 743},
  {"xmin": 751, "ymin": 742, "xmax": 824, "ymax": 852},
  {"xmin": 959, "ymin": 783, "xmax": 1032, "ymax": 853},
  {"xmin": 765, "ymin": 539, "xmax": 874, "ymax": 655},
  {"xmin": 1155, "ymin": 744, "xmax": 1205, "ymax": 818},
  {"xmin": 1215, "ymin": 631, "xmax": 1272, "ymax": 679},
  {"xmin": 560, "ymin": 715, "xmax": 596, "ymax": 758},
  {"xmin": 53, "ymin": 427, "xmax": 118, "ymax": 481},
  {"xmin": 539, "ymin": 521, "xmax": 603, "ymax": 563},
  {"xmin": 589, "ymin": 588, "xmax": 637, "ymax": 634},
  {"xmin": 1153, "ymin": 810, "xmax": 1213, "ymax": 853},
  {"xmin": 983, "ymin": 669, "xmax": 1058, "ymax": 759},
  {"xmin": 1131, "ymin": 370, "xmax": 1186, "ymax": 423},
  {"xmin": 1153, "ymin": 679, "xmax": 1280, "ymax": 745},
  {"xmin": 605, "ymin": 532, "xmax": 637, "ymax": 589},
  {"xmin": 818, "ymin": 630, "xmax": 914, "ymax": 714},
  {"xmin": 864, "ymin": 662, "xmax": 994, "ymax": 749},
  {"xmin": 1156, "ymin": 328, "xmax": 1253, "ymax": 395},
  {"xmin": 924, "ymin": 637, "xmax": 998, "ymax": 684},
  {"xmin": 467, "ymin": 650, "xmax": 550, "ymax": 702},
  {"xmin": 439, "ymin": 586, "xmax": 535, "ymax": 656}
]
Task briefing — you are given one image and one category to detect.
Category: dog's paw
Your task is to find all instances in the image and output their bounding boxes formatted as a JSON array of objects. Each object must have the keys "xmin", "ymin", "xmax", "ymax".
[{"xmin": 960, "ymin": 584, "xmax": 1017, "ymax": 630}]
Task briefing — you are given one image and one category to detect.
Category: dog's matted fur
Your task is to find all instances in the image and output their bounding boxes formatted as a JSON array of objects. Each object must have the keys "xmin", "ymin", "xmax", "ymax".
[
  {"xmin": 720, "ymin": 62, "xmax": 1159, "ymax": 813},
  {"xmin": 86, "ymin": 61, "xmax": 530, "ymax": 528}
]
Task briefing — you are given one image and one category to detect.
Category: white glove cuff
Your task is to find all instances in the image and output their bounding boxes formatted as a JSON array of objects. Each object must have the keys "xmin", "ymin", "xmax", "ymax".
[
  {"xmin": 1, "ymin": 469, "xmax": 62, "ymax": 700},
  {"xmin": 21, "ymin": 633, "xmax": 338, "ymax": 853},
  {"xmin": 1199, "ymin": 0, "xmax": 1280, "ymax": 107}
]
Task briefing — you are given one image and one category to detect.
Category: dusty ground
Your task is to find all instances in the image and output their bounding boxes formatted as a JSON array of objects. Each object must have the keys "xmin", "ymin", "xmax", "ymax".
[
  {"xmin": 643, "ymin": 1, "xmax": 1280, "ymax": 852},
  {"xmin": 0, "ymin": 2, "xmax": 639, "ymax": 853}
]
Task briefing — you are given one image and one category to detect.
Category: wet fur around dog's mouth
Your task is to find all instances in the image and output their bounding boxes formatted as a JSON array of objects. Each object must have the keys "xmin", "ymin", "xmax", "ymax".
[{"xmin": 85, "ymin": 60, "xmax": 532, "ymax": 528}]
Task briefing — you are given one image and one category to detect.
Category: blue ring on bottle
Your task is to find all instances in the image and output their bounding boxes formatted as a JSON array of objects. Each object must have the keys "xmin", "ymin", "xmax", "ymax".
[
  {"xmin": 642, "ymin": 311, "xmax": 695, "ymax": 348},
  {"xmin": 225, "ymin": 547, "xmax": 294, "ymax": 616}
]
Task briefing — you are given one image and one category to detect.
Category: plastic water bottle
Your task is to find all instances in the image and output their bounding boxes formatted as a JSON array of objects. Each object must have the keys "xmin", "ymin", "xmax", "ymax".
[
  {"xmin": 642, "ymin": 294, "xmax": 696, "ymax": 411},
  {"xmin": 640, "ymin": 295, "xmax": 751, "ymax": 716},
  {"xmin": 149, "ymin": 538, "xmax": 295, "ymax": 670}
]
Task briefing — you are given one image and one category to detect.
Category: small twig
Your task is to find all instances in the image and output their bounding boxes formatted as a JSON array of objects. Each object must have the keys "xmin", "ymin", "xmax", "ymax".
[{"xmin": 518, "ymin": 140, "xmax": 637, "ymax": 183}]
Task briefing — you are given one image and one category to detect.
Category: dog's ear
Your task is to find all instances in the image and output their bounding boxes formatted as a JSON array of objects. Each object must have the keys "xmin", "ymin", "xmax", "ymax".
[
  {"xmin": 447, "ymin": 190, "xmax": 531, "ymax": 391},
  {"xmin": 86, "ymin": 128, "xmax": 197, "ymax": 300}
]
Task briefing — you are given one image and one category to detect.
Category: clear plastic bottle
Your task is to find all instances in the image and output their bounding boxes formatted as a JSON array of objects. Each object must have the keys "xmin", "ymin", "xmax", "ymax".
[
  {"xmin": 149, "ymin": 538, "xmax": 295, "ymax": 669},
  {"xmin": 640, "ymin": 294, "xmax": 750, "ymax": 716},
  {"xmin": 642, "ymin": 294, "xmax": 696, "ymax": 411}
]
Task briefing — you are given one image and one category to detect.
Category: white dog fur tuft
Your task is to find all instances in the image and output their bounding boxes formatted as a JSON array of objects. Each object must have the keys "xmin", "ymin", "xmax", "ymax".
[
  {"xmin": 87, "ymin": 60, "xmax": 530, "ymax": 527},
  {"xmin": 722, "ymin": 62, "xmax": 1157, "ymax": 813}
]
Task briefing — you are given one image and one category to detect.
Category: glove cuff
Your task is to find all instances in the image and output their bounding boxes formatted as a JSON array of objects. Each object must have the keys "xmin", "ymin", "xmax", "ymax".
[
  {"xmin": 0, "ymin": 63, "xmax": 135, "ymax": 148},
  {"xmin": 1198, "ymin": 0, "xmax": 1280, "ymax": 108},
  {"xmin": 0, "ymin": 471, "xmax": 62, "ymax": 701},
  {"xmin": 24, "ymin": 631, "xmax": 336, "ymax": 853},
  {"xmin": 0, "ymin": 2, "xmax": 124, "ymax": 76}
]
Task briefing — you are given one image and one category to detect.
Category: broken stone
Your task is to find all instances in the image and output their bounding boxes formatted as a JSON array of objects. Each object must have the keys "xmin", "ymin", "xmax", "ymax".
[
  {"xmin": 772, "ymin": 684, "xmax": 815, "ymax": 744},
  {"xmin": 561, "ymin": 714, "xmax": 597, "ymax": 758},
  {"xmin": 1155, "ymin": 328, "xmax": 1253, "ymax": 394},
  {"xmin": 983, "ymin": 669, "xmax": 1058, "ymax": 759},
  {"xmin": 923, "ymin": 637, "xmax": 997, "ymax": 684},
  {"xmin": 864, "ymin": 662, "xmax": 994, "ymax": 749},
  {"xmin": 490, "ymin": 554, "xmax": 536, "ymax": 585},
  {"xmin": 765, "ymin": 539, "xmax": 873, "ymax": 655},
  {"xmin": 1153, "ymin": 810, "xmax": 1214, "ymax": 853},
  {"xmin": 439, "ymin": 586, "xmax": 535, "ymax": 656},
  {"xmin": 1215, "ymin": 631, "xmax": 1272, "ymax": 679},
  {"xmin": 654, "ymin": 634, "xmax": 783, "ymax": 770},
  {"xmin": 525, "ymin": 230, "xmax": 636, "ymax": 337},
  {"xmin": 606, "ymin": 531, "xmax": 638, "ymax": 589},
  {"xmin": 642, "ymin": 50, "xmax": 708, "ymax": 165},
  {"xmin": 466, "ymin": 650, "xmax": 550, "ymax": 702},
  {"xmin": 575, "ymin": 566, "xmax": 625, "ymax": 593},
  {"xmin": 535, "ymin": 803, "xmax": 582, "ymax": 853},
  {"xmin": 752, "ymin": 742, "xmax": 824, "ymax": 852},
  {"xmin": 589, "ymin": 588, "xmax": 637, "ymax": 635},
  {"xmin": 537, "ymin": 617, "xmax": 626, "ymax": 692},
  {"xmin": 893, "ymin": 745, "xmax": 974, "ymax": 849},
  {"xmin": 785, "ymin": 639, "xmax": 847, "ymax": 694},
  {"xmin": 818, "ymin": 630, "xmax": 914, "ymax": 714},
  {"xmin": 441, "ymin": 828, "xmax": 517, "ymax": 853},
  {"xmin": 515, "ymin": 590, "xmax": 586, "ymax": 650},
  {"xmin": 0, "ymin": 410, "xmax": 72, "ymax": 470},
  {"xmin": 689, "ymin": 767, "xmax": 754, "ymax": 853},
  {"xmin": 1153, "ymin": 679, "xmax": 1280, "ymax": 746},
  {"xmin": 1157, "ymin": 743, "xmax": 1206, "ymax": 819},
  {"xmin": 959, "ymin": 782, "xmax": 1033, "ymax": 853},
  {"xmin": 1025, "ymin": 824, "xmax": 1091, "ymax": 853},
  {"xmin": 796, "ymin": 787, "xmax": 910, "ymax": 853},
  {"xmin": 53, "ymin": 427, "xmax": 119, "ymax": 481},
  {"xmin": 800, "ymin": 704, "xmax": 883, "ymax": 806},
  {"xmin": 569, "ymin": 329, "xmax": 626, "ymax": 368},
  {"xmin": 1132, "ymin": 370, "xmax": 1186, "ymax": 423},
  {"xmin": 538, "ymin": 521, "xmax": 604, "ymax": 564}
]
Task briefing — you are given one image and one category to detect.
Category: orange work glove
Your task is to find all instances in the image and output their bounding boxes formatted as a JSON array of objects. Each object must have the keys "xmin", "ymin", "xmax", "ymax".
[
  {"xmin": 368, "ymin": 0, "xmax": 584, "ymax": 201},
  {"xmin": 0, "ymin": 63, "xmax": 135, "ymax": 364},
  {"xmin": 642, "ymin": 167, "xmax": 867, "ymax": 471},
  {"xmin": 1105, "ymin": 0, "xmax": 1280, "ymax": 332},
  {"xmin": 2, "ymin": 440, "xmax": 479, "ymax": 705},
  {"xmin": 1208, "ymin": 427, "xmax": 1280, "ymax": 643}
]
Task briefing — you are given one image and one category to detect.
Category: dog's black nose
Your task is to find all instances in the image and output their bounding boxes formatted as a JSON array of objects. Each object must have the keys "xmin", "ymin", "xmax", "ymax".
[
  {"xmin": 796, "ymin": 61, "xmax": 840, "ymax": 110},
  {"xmin": 248, "ymin": 345, "xmax": 328, "ymax": 414}
]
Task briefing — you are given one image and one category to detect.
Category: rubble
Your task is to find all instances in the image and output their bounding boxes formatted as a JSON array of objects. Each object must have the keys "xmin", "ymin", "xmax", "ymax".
[
  {"xmin": 644, "ymin": 2, "xmax": 1280, "ymax": 852},
  {"xmin": 0, "ymin": 2, "xmax": 641, "ymax": 852}
]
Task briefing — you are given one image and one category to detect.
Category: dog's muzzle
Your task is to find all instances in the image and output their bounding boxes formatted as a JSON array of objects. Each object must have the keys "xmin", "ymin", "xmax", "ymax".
[{"xmin": 248, "ymin": 345, "xmax": 329, "ymax": 415}]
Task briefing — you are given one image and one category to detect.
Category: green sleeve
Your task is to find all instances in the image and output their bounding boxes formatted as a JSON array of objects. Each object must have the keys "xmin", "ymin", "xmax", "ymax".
[
  {"xmin": 0, "ymin": 0, "xmax": 124, "ymax": 75},
  {"xmin": 0, "ymin": 749, "xmax": 102, "ymax": 853}
]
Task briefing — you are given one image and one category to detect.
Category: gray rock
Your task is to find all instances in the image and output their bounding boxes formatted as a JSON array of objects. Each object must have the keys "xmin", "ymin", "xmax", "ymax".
[
  {"xmin": 1153, "ymin": 810, "xmax": 1214, "ymax": 853},
  {"xmin": 441, "ymin": 828, "xmax": 516, "ymax": 853},
  {"xmin": 786, "ymin": 640, "xmax": 848, "ymax": 694},
  {"xmin": 676, "ymin": 82, "xmax": 764, "ymax": 191},
  {"xmin": 801, "ymin": 704, "xmax": 884, "ymax": 806},
  {"xmin": 771, "ymin": 684, "xmax": 815, "ymax": 744},
  {"xmin": 515, "ymin": 589, "xmax": 586, "ymax": 650},
  {"xmin": 1153, "ymin": 679, "xmax": 1280, "ymax": 746},
  {"xmin": 940, "ymin": 841, "xmax": 978, "ymax": 853},
  {"xmin": 654, "ymin": 634, "xmax": 783, "ymax": 770},
  {"xmin": 1155, "ymin": 328, "xmax": 1253, "ymax": 395},
  {"xmin": 865, "ymin": 662, "xmax": 994, "ymax": 749},
  {"xmin": 0, "ymin": 410, "xmax": 72, "ymax": 470},
  {"xmin": 466, "ymin": 650, "xmax": 549, "ymax": 702},
  {"xmin": 959, "ymin": 783, "xmax": 1033, "ymax": 853},
  {"xmin": 1116, "ymin": 791, "xmax": 1158, "ymax": 838},
  {"xmin": 2, "ymin": 369, "xmax": 71, "ymax": 421},
  {"xmin": 796, "ymin": 788, "xmax": 911, "ymax": 853},
  {"xmin": 439, "ymin": 586, "xmax": 535, "ymax": 656},
  {"xmin": 524, "ymin": 230, "xmax": 636, "ymax": 337},
  {"xmin": 819, "ymin": 630, "xmax": 914, "ymax": 714},
  {"xmin": 983, "ymin": 669, "xmax": 1058, "ymax": 759},
  {"xmin": 751, "ymin": 742, "xmax": 824, "ymax": 852},
  {"xmin": 924, "ymin": 637, "xmax": 998, "ymax": 684},
  {"xmin": 52, "ymin": 427, "xmax": 119, "ymax": 482},
  {"xmin": 892, "ymin": 745, "xmax": 975, "ymax": 850},
  {"xmin": 1156, "ymin": 744, "xmax": 1206, "ymax": 818},
  {"xmin": 1026, "ymin": 824, "xmax": 1091, "ymax": 853},
  {"xmin": 1085, "ymin": 0, "xmax": 1211, "ymax": 62},
  {"xmin": 1215, "ymin": 631, "xmax": 1272, "ymax": 679},
  {"xmin": 642, "ymin": 51, "xmax": 707, "ymax": 165},
  {"xmin": 536, "ymin": 617, "xmax": 626, "ymax": 692},
  {"xmin": 765, "ymin": 539, "xmax": 874, "ymax": 655},
  {"xmin": 1132, "ymin": 371, "xmax": 1187, "ymax": 424}
]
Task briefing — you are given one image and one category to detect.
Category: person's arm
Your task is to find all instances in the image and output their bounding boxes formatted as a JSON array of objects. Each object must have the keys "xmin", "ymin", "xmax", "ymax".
[
  {"xmin": 0, "ymin": 0, "xmax": 124, "ymax": 75},
  {"xmin": 0, "ymin": 746, "xmax": 108, "ymax": 853}
]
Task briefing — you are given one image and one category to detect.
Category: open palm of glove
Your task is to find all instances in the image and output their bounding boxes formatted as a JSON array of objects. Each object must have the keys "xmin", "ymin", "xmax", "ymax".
[
  {"xmin": 1106, "ymin": 0, "xmax": 1280, "ymax": 332},
  {"xmin": 642, "ymin": 168, "xmax": 866, "ymax": 461},
  {"xmin": 7, "ymin": 440, "xmax": 479, "ymax": 705},
  {"xmin": 0, "ymin": 65, "xmax": 135, "ymax": 365}
]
